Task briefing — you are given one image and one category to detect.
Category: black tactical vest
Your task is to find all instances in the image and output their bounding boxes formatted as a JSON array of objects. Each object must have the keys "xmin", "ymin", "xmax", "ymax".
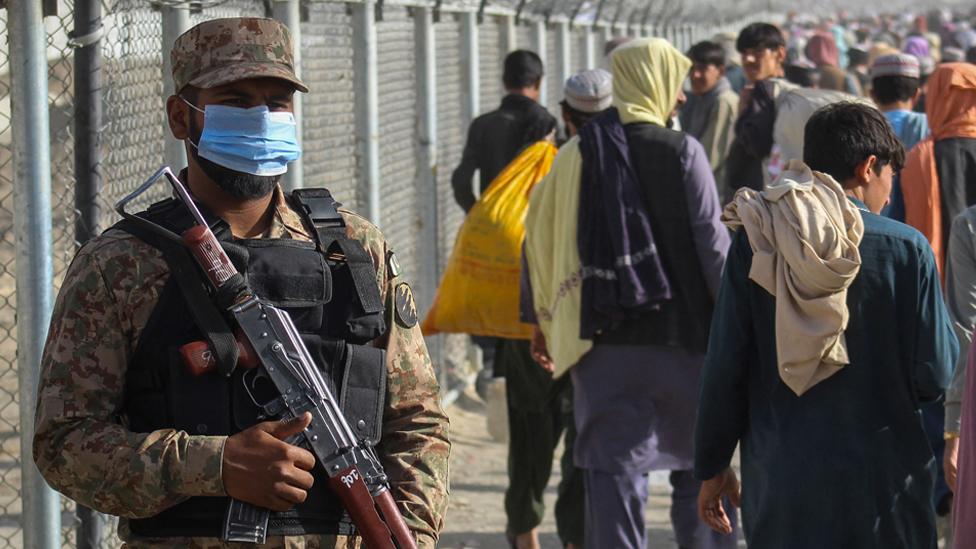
[{"xmin": 116, "ymin": 189, "xmax": 388, "ymax": 538}]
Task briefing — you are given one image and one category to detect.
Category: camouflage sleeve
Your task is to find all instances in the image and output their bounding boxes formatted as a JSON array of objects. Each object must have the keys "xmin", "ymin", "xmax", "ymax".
[
  {"xmin": 33, "ymin": 240, "xmax": 226, "ymax": 519},
  {"xmin": 377, "ymin": 274, "xmax": 451, "ymax": 542},
  {"xmin": 343, "ymin": 212, "xmax": 451, "ymax": 542}
]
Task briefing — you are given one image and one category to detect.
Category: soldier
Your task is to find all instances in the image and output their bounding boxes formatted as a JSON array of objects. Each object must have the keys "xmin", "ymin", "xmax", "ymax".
[{"xmin": 32, "ymin": 17, "xmax": 449, "ymax": 548}]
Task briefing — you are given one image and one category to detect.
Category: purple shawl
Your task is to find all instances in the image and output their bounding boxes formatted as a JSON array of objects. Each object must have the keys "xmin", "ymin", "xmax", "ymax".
[
  {"xmin": 577, "ymin": 108, "xmax": 671, "ymax": 338},
  {"xmin": 903, "ymin": 36, "xmax": 931, "ymax": 59}
]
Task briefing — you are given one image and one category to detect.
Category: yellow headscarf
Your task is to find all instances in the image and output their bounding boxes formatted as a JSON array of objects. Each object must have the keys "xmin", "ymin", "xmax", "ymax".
[{"xmin": 611, "ymin": 37, "xmax": 692, "ymax": 126}]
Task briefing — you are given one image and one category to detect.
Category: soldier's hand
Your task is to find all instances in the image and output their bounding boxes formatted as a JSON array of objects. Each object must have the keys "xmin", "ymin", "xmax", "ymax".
[{"xmin": 222, "ymin": 412, "xmax": 316, "ymax": 512}]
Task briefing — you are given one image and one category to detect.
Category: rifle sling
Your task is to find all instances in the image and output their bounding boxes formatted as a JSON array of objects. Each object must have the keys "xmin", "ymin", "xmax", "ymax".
[{"xmin": 117, "ymin": 219, "xmax": 241, "ymax": 377}]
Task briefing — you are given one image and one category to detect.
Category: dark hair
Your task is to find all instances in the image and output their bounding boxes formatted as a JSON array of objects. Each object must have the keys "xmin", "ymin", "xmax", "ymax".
[
  {"xmin": 848, "ymin": 48, "xmax": 869, "ymax": 67},
  {"xmin": 871, "ymin": 74, "xmax": 920, "ymax": 105},
  {"xmin": 736, "ymin": 22, "xmax": 786, "ymax": 53},
  {"xmin": 784, "ymin": 64, "xmax": 819, "ymax": 88},
  {"xmin": 968, "ymin": 46, "xmax": 976, "ymax": 64},
  {"xmin": 687, "ymin": 41, "xmax": 726, "ymax": 67},
  {"xmin": 503, "ymin": 50, "xmax": 544, "ymax": 89},
  {"xmin": 803, "ymin": 102, "xmax": 905, "ymax": 185},
  {"xmin": 559, "ymin": 101, "xmax": 603, "ymax": 132}
]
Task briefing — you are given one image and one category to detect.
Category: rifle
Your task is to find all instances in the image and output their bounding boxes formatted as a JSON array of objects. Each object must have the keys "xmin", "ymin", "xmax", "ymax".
[{"xmin": 116, "ymin": 167, "xmax": 417, "ymax": 548}]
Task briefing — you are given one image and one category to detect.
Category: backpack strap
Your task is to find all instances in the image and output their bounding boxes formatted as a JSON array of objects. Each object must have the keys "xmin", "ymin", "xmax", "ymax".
[{"xmin": 290, "ymin": 189, "xmax": 383, "ymax": 315}]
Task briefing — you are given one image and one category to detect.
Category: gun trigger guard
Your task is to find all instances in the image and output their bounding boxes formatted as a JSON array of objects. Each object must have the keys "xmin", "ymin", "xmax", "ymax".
[{"xmin": 242, "ymin": 369, "xmax": 284, "ymax": 417}]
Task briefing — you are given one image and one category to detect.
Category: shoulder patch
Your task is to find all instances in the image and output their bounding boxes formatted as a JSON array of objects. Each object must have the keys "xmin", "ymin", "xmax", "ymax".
[{"xmin": 394, "ymin": 282, "xmax": 418, "ymax": 328}]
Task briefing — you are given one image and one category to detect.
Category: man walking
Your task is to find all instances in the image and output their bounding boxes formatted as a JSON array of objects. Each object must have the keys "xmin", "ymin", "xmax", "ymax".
[
  {"xmin": 510, "ymin": 69, "xmax": 613, "ymax": 549},
  {"xmin": 524, "ymin": 38, "xmax": 735, "ymax": 549},
  {"xmin": 695, "ymin": 102, "xmax": 957, "ymax": 549},
  {"xmin": 451, "ymin": 50, "xmax": 557, "ymax": 212},
  {"xmin": 681, "ymin": 41, "xmax": 740, "ymax": 203},
  {"xmin": 450, "ymin": 49, "xmax": 557, "ymax": 397},
  {"xmin": 873, "ymin": 53, "xmax": 929, "ymax": 222},
  {"xmin": 726, "ymin": 23, "xmax": 790, "ymax": 192},
  {"xmin": 901, "ymin": 62, "xmax": 976, "ymax": 274}
]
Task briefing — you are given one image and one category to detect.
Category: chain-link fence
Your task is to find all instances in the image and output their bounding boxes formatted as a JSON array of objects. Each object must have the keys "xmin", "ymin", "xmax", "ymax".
[
  {"xmin": 0, "ymin": 0, "xmax": 770, "ymax": 544},
  {"xmin": 0, "ymin": 10, "xmax": 19, "ymax": 549}
]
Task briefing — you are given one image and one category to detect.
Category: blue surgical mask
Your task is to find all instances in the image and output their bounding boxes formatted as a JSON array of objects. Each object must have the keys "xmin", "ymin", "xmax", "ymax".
[{"xmin": 183, "ymin": 98, "xmax": 301, "ymax": 177}]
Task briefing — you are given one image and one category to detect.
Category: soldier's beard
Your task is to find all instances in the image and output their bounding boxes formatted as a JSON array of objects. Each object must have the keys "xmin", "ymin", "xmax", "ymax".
[{"xmin": 188, "ymin": 117, "xmax": 280, "ymax": 200}]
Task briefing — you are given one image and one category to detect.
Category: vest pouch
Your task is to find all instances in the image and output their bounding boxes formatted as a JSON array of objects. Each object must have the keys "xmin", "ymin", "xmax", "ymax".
[
  {"xmin": 239, "ymin": 239, "xmax": 333, "ymax": 338},
  {"xmin": 242, "ymin": 239, "xmax": 332, "ymax": 308},
  {"xmin": 287, "ymin": 188, "xmax": 385, "ymax": 343},
  {"xmin": 324, "ymin": 256, "xmax": 386, "ymax": 344},
  {"xmin": 339, "ymin": 343, "xmax": 387, "ymax": 445},
  {"xmin": 344, "ymin": 310, "xmax": 386, "ymax": 344}
]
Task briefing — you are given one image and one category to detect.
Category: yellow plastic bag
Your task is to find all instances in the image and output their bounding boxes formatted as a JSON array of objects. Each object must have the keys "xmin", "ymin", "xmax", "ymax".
[{"xmin": 422, "ymin": 141, "xmax": 558, "ymax": 339}]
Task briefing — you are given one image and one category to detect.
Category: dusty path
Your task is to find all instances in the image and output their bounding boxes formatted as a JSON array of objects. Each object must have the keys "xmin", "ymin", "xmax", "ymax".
[
  {"xmin": 438, "ymin": 388, "xmax": 704, "ymax": 549},
  {"xmin": 437, "ymin": 388, "xmax": 951, "ymax": 549}
]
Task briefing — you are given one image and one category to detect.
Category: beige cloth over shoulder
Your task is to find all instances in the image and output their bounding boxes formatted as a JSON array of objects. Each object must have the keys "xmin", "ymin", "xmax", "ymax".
[{"xmin": 723, "ymin": 159, "xmax": 865, "ymax": 396}]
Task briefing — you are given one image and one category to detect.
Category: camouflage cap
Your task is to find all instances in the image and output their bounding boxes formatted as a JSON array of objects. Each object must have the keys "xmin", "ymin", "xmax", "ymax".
[{"xmin": 171, "ymin": 17, "xmax": 308, "ymax": 94}]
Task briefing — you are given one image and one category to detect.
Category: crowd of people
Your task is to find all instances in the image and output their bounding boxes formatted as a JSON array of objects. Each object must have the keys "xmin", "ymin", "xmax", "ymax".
[{"xmin": 452, "ymin": 7, "xmax": 976, "ymax": 549}]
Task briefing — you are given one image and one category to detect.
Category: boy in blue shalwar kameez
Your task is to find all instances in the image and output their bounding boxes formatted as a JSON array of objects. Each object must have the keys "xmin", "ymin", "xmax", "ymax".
[{"xmin": 694, "ymin": 102, "xmax": 958, "ymax": 549}]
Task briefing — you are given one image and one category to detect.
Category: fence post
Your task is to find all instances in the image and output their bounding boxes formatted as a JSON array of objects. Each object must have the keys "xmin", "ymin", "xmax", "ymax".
[
  {"xmin": 274, "ymin": 0, "xmax": 304, "ymax": 191},
  {"xmin": 501, "ymin": 13, "xmax": 517, "ymax": 53},
  {"xmin": 415, "ymin": 7, "xmax": 438, "ymax": 295},
  {"xmin": 460, "ymin": 12, "xmax": 480, "ymax": 126},
  {"xmin": 72, "ymin": 0, "xmax": 109, "ymax": 540},
  {"xmin": 414, "ymin": 5, "xmax": 441, "ymax": 373},
  {"xmin": 353, "ymin": 0, "xmax": 381, "ymax": 225},
  {"xmin": 532, "ymin": 19, "xmax": 546, "ymax": 107},
  {"xmin": 73, "ymin": 0, "xmax": 103, "ymax": 247},
  {"xmin": 583, "ymin": 24, "xmax": 595, "ymax": 69},
  {"xmin": 9, "ymin": 0, "xmax": 62, "ymax": 546},
  {"xmin": 601, "ymin": 21, "xmax": 612, "ymax": 43},
  {"xmin": 555, "ymin": 19, "xmax": 570, "ymax": 92},
  {"xmin": 161, "ymin": 6, "xmax": 190, "ymax": 172}
]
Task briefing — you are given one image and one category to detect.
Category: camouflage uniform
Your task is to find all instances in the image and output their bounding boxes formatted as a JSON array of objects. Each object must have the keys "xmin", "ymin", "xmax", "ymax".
[{"xmin": 32, "ymin": 17, "xmax": 448, "ymax": 549}]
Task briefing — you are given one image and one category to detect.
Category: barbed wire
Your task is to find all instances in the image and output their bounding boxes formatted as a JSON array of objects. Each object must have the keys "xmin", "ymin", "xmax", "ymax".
[{"xmin": 119, "ymin": 0, "xmax": 235, "ymax": 11}]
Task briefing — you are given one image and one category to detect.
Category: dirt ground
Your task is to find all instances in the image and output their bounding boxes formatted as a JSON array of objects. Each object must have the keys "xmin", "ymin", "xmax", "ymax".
[
  {"xmin": 437, "ymin": 387, "xmax": 951, "ymax": 549},
  {"xmin": 438, "ymin": 387, "xmax": 718, "ymax": 549}
]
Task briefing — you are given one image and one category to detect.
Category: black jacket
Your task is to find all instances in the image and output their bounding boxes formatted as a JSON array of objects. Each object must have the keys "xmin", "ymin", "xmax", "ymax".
[
  {"xmin": 726, "ymin": 79, "xmax": 779, "ymax": 192},
  {"xmin": 451, "ymin": 94, "xmax": 556, "ymax": 212}
]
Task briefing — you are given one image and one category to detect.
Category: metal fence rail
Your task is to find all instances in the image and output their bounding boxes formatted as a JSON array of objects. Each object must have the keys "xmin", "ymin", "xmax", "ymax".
[{"xmin": 0, "ymin": 0, "xmax": 769, "ymax": 544}]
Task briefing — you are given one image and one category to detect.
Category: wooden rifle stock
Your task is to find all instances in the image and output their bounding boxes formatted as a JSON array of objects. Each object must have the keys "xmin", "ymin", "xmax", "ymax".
[{"xmin": 326, "ymin": 468, "xmax": 418, "ymax": 549}]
